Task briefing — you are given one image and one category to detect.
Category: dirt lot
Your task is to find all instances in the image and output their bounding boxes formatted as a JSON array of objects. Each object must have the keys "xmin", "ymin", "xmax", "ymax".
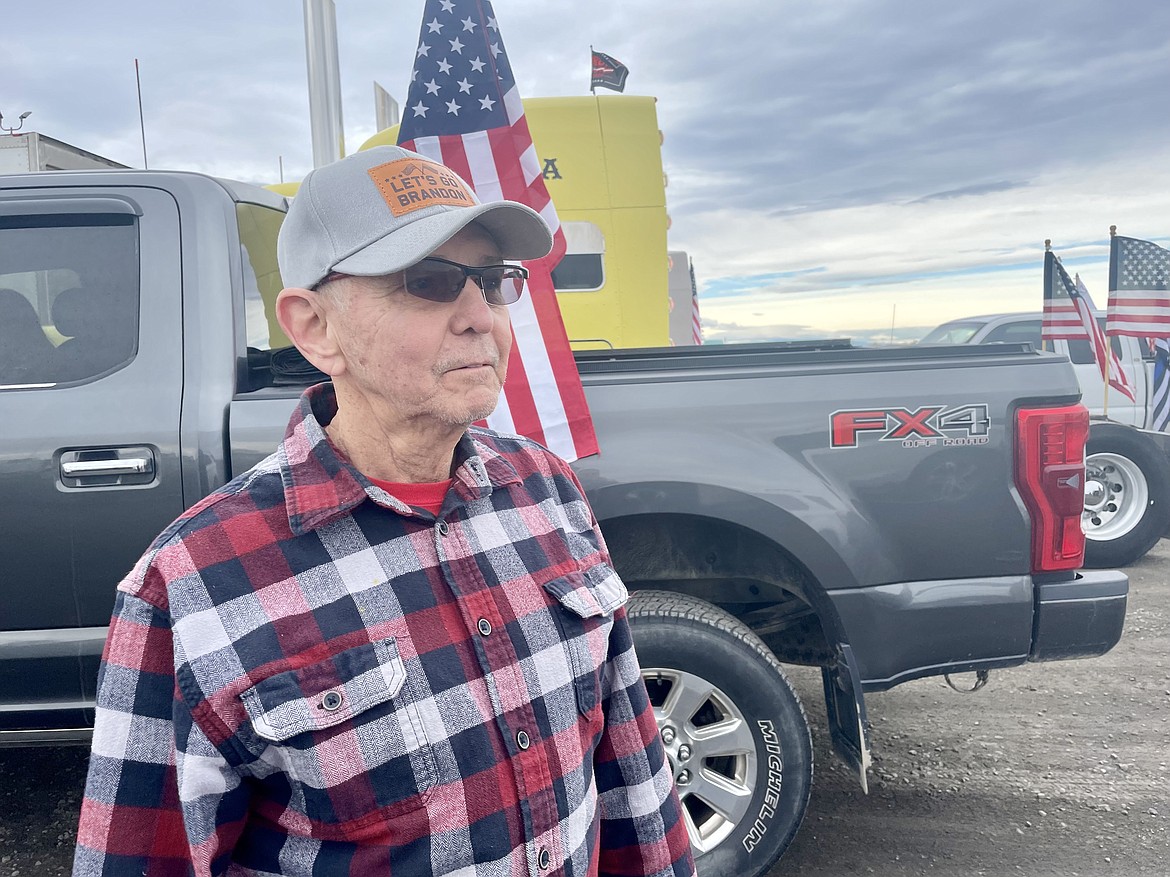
[
  {"xmin": 776, "ymin": 543, "xmax": 1169, "ymax": 876},
  {"xmin": 1, "ymin": 546, "xmax": 1166, "ymax": 876}
]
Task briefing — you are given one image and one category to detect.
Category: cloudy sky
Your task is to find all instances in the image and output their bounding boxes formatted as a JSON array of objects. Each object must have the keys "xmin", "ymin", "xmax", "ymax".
[{"xmin": 8, "ymin": 0, "xmax": 1169, "ymax": 344}]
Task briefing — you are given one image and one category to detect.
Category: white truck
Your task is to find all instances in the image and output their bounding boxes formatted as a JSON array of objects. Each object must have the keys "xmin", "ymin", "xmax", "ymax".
[{"xmin": 923, "ymin": 312, "xmax": 1170, "ymax": 567}]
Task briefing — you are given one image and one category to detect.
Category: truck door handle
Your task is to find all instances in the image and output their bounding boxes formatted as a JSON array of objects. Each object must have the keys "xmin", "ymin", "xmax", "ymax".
[
  {"xmin": 61, "ymin": 458, "xmax": 153, "ymax": 477},
  {"xmin": 59, "ymin": 446, "xmax": 157, "ymax": 487}
]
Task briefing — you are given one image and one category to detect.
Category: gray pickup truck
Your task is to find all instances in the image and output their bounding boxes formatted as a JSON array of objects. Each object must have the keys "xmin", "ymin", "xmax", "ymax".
[{"xmin": 0, "ymin": 169, "xmax": 1129, "ymax": 877}]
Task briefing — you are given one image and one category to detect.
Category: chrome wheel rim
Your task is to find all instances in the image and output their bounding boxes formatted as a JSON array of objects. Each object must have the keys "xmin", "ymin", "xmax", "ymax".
[
  {"xmin": 1084, "ymin": 452, "xmax": 1149, "ymax": 541},
  {"xmin": 642, "ymin": 667, "xmax": 757, "ymax": 854}
]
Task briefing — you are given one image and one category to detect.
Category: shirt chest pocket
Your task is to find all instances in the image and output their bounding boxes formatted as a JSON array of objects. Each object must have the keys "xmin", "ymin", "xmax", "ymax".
[
  {"xmin": 239, "ymin": 636, "xmax": 438, "ymax": 825},
  {"xmin": 542, "ymin": 563, "xmax": 629, "ymax": 717}
]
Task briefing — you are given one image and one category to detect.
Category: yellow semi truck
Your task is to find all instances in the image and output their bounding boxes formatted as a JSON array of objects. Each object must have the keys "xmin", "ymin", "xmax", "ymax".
[{"xmin": 358, "ymin": 94, "xmax": 672, "ymax": 350}]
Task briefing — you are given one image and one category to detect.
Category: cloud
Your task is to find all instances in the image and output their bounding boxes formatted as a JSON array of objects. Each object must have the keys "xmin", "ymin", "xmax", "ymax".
[
  {"xmin": 912, "ymin": 181, "xmax": 1027, "ymax": 203},
  {"xmin": 651, "ymin": 0, "xmax": 1170, "ymax": 218},
  {"xmin": 702, "ymin": 267, "xmax": 829, "ymax": 298},
  {"xmin": 9, "ymin": 0, "xmax": 1170, "ymax": 347},
  {"xmin": 674, "ymin": 147, "xmax": 1170, "ymax": 322}
]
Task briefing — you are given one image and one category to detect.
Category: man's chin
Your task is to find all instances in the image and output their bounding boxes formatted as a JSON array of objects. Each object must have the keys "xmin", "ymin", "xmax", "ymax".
[
  {"xmin": 445, "ymin": 390, "xmax": 501, "ymax": 428},
  {"xmin": 466, "ymin": 401, "xmax": 500, "ymax": 425}
]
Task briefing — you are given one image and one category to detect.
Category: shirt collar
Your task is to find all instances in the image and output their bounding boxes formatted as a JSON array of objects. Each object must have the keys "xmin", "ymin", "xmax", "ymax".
[{"xmin": 278, "ymin": 383, "xmax": 522, "ymax": 535}]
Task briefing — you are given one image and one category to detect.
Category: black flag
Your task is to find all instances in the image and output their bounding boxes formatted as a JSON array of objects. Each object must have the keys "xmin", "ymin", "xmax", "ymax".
[{"xmin": 590, "ymin": 50, "xmax": 629, "ymax": 93}]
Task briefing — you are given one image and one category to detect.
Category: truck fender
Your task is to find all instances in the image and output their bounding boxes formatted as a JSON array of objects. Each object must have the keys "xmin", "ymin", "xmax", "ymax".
[
  {"xmin": 586, "ymin": 482, "xmax": 871, "ymax": 788},
  {"xmin": 586, "ymin": 481, "xmax": 861, "ymax": 599}
]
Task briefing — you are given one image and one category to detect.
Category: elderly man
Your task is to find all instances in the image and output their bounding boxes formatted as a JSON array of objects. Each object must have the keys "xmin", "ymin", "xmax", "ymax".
[{"xmin": 75, "ymin": 146, "xmax": 695, "ymax": 877}]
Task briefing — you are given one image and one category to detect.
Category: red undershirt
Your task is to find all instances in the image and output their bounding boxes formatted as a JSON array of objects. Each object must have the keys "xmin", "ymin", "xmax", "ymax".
[{"xmin": 366, "ymin": 475, "xmax": 453, "ymax": 516}]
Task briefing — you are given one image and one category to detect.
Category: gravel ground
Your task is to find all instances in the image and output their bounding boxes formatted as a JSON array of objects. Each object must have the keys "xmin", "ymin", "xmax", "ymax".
[
  {"xmin": 1, "ymin": 545, "xmax": 1166, "ymax": 876},
  {"xmin": 775, "ymin": 543, "xmax": 1169, "ymax": 876}
]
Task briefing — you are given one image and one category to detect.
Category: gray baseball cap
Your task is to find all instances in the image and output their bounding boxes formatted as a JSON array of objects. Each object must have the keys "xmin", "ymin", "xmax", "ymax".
[{"xmin": 277, "ymin": 145, "xmax": 554, "ymax": 290}]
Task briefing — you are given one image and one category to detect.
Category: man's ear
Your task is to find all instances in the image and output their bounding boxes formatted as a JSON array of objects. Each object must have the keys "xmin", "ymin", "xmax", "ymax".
[{"xmin": 275, "ymin": 288, "xmax": 347, "ymax": 376}]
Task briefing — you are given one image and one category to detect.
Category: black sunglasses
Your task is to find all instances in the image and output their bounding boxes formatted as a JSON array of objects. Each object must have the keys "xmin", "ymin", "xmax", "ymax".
[{"xmin": 316, "ymin": 257, "xmax": 528, "ymax": 305}]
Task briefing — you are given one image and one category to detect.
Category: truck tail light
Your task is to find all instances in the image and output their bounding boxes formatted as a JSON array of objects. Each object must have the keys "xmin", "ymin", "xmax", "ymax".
[{"xmin": 1015, "ymin": 405, "xmax": 1089, "ymax": 572}]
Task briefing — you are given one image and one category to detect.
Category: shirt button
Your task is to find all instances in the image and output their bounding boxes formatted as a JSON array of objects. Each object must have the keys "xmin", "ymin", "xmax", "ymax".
[
  {"xmin": 516, "ymin": 729, "xmax": 531, "ymax": 750},
  {"xmin": 477, "ymin": 618, "xmax": 492, "ymax": 637},
  {"xmin": 538, "ymin": 848, "xmax": 550, "ymax": 869},
  {"xmin": 320, "ymin": 690, "xmax": 343, "ymax": 711},
  {"xmin": 436, "ymin": 520, "xmax": 449, "ymax": 537}
]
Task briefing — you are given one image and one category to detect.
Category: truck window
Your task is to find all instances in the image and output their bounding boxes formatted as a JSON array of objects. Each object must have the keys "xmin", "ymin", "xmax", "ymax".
[
  {"xmin": 0, "ymin": 213, "xmax": 138, "ymax": 387},
  {"xmin": 982, "ymin": 319, "xmax": 1041, "ymax": 345},
  {"xmin": 977, "ymin": 319, "xmax": 1124, "ymax": 364},
  {"xmin": 1065, "ymin": 338, "xmax": 1096, "ymax": 364},
  {"xmin": 1093, "ymin": 317, "xmax": 1130, "ymax": 362},
  {"xmin": 1054, "ymin": 318, "xmax": 1123, "ymax": 364},
  {"xmin": 236, "ymin": 203, "xmax": 289, "ymax": 351},
  {"xmin": 551, "ymin": 221, "xmax": 605, "ymax": 292},
  {"xmin": 919, "ymin": 321, "xmax": 985, "ymax": 344}
]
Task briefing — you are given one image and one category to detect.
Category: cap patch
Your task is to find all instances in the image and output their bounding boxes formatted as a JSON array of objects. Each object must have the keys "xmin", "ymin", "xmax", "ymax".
[{"xmin": 368, "ymin": 157, "xmax": 476, "ymax": 217}]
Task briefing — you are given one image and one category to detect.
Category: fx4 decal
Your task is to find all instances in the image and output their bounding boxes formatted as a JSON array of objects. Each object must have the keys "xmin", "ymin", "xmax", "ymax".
[{"xmin": 830, "ymin": 404, "xmax": 991, "ymax": 449}]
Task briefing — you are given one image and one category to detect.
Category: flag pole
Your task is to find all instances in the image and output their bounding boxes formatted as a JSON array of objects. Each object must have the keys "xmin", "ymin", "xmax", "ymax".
[
  {"xmin": 1108, "ymin": 225, "xmax": 1119, "ymax": 291},
  {"xmin": 1105, "ymin": 225, "xmax": 1119, "ymax": 420},
  {"xmin": 1088, "ymin": 269, "xmax": 1112, "ymax": 418},
  {"xmin": 1043, "ymin": 239, "xmax": 1052, "ymax": 352},
  {"xmin": 1101, "ymin": 324, "xmax": 1111, "ymax": 417},
  {"xmin": 589, "ymin": 45, "xmax": 595, "ymax": 94},
  {"xmin": 134, "ymin": 59, "xmax": 149, "ymax": 169}
]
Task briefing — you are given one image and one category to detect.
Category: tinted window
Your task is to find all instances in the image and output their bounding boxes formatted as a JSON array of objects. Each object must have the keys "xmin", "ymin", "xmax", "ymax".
[
  {"xmin": 920, "ymin": 322, "xmax": 985, "ymax": 344},
  {"xmin": 552, "ymin": 253, "xmax": 605, "ymax": 291},
  {"xmin": 0, "ymin": 214, "xmax": 138, "ymax": 387},
  {"xmin": 1095, "ymin": 317, "xmax": 1128, "ymax": 361},
  {"xmin": 552, "ymin": 220, "xmax": 605, "ymax": 292},
  {"xmin": 982, "ymin": 320, "xmax": 1042, "ymax": 345},
  {"xmin": 1066, "ymin": 338, "xmax": 1096, "ymax": 364},
  {"xmin": 1065, "ymin": 322, "xmax": 1125, "ymax": 364}
]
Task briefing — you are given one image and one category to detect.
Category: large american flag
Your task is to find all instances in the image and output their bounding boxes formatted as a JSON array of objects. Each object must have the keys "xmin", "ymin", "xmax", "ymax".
[
  {"xmin": 1043, "ymin": 249, "xmax": 1135, "ymax": 401},
  {"xmin": 1106, "ymin": 233, "xmax": 1170, "ymax": 338},
  {"xmin": 398, "ymin": 0, "xmax": 597, "ymax": 461}
]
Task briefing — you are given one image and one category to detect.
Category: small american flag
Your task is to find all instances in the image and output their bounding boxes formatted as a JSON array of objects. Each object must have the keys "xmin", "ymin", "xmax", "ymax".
[
  {"xmin": 398, "ymin": 0, "xmax": 597, "ymax": 461},
  {"xmin": 1106, "ymin": 233, "xmax": 1170, "ymax": 338},
  {"xmin": 688, "ymin": 257, "xmax": 702, "ymax": 345},
  {"xmin": 1043, "ymin": 250, "xmax": 1135, "ymax": 401}
]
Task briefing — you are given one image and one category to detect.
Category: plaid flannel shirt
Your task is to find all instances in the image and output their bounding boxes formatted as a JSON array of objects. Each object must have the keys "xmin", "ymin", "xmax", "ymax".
[{"xmin": 75, "ymin": 383, "xmax": 694, "ymax": 877}]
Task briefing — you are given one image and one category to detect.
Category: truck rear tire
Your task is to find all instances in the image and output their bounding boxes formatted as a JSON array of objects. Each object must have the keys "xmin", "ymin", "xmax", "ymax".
[
  {"xmin": 1083, "ymin": 427, "xmax": 1170, "ymax": 568},
  {"xmin": 627, "ymin": 590, "xmax": 813, "ymax": 877}
]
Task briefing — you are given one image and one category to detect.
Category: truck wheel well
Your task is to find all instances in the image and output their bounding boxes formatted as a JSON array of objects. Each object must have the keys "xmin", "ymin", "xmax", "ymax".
[{"xmin": 600, "ymin": 513, "xmax": 837, "ymax": 666}]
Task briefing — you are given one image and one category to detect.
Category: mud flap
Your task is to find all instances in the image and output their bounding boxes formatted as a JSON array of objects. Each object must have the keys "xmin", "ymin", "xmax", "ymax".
[{"xmin": 821, "ymin": 643, "xmax": 871, "ymax": 793}]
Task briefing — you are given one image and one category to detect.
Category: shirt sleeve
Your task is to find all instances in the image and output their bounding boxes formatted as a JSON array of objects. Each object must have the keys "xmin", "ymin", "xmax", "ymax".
[
  {"xmin": 74, "ymin": 590, "xmax": 250, "ymax": 876},
  {"xmin": 594, "ymin": 606, "xmax": 696, "ymax": 877}
]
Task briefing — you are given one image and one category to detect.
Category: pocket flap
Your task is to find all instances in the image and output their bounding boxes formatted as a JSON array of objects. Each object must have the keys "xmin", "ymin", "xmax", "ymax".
[
  {"xmin": 543, "ymin": 564, "xmax": 629, "ymax": 619},
  {"xmin": 241, "ymin": 638, "xmax": 406, "ymax": 743}
]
